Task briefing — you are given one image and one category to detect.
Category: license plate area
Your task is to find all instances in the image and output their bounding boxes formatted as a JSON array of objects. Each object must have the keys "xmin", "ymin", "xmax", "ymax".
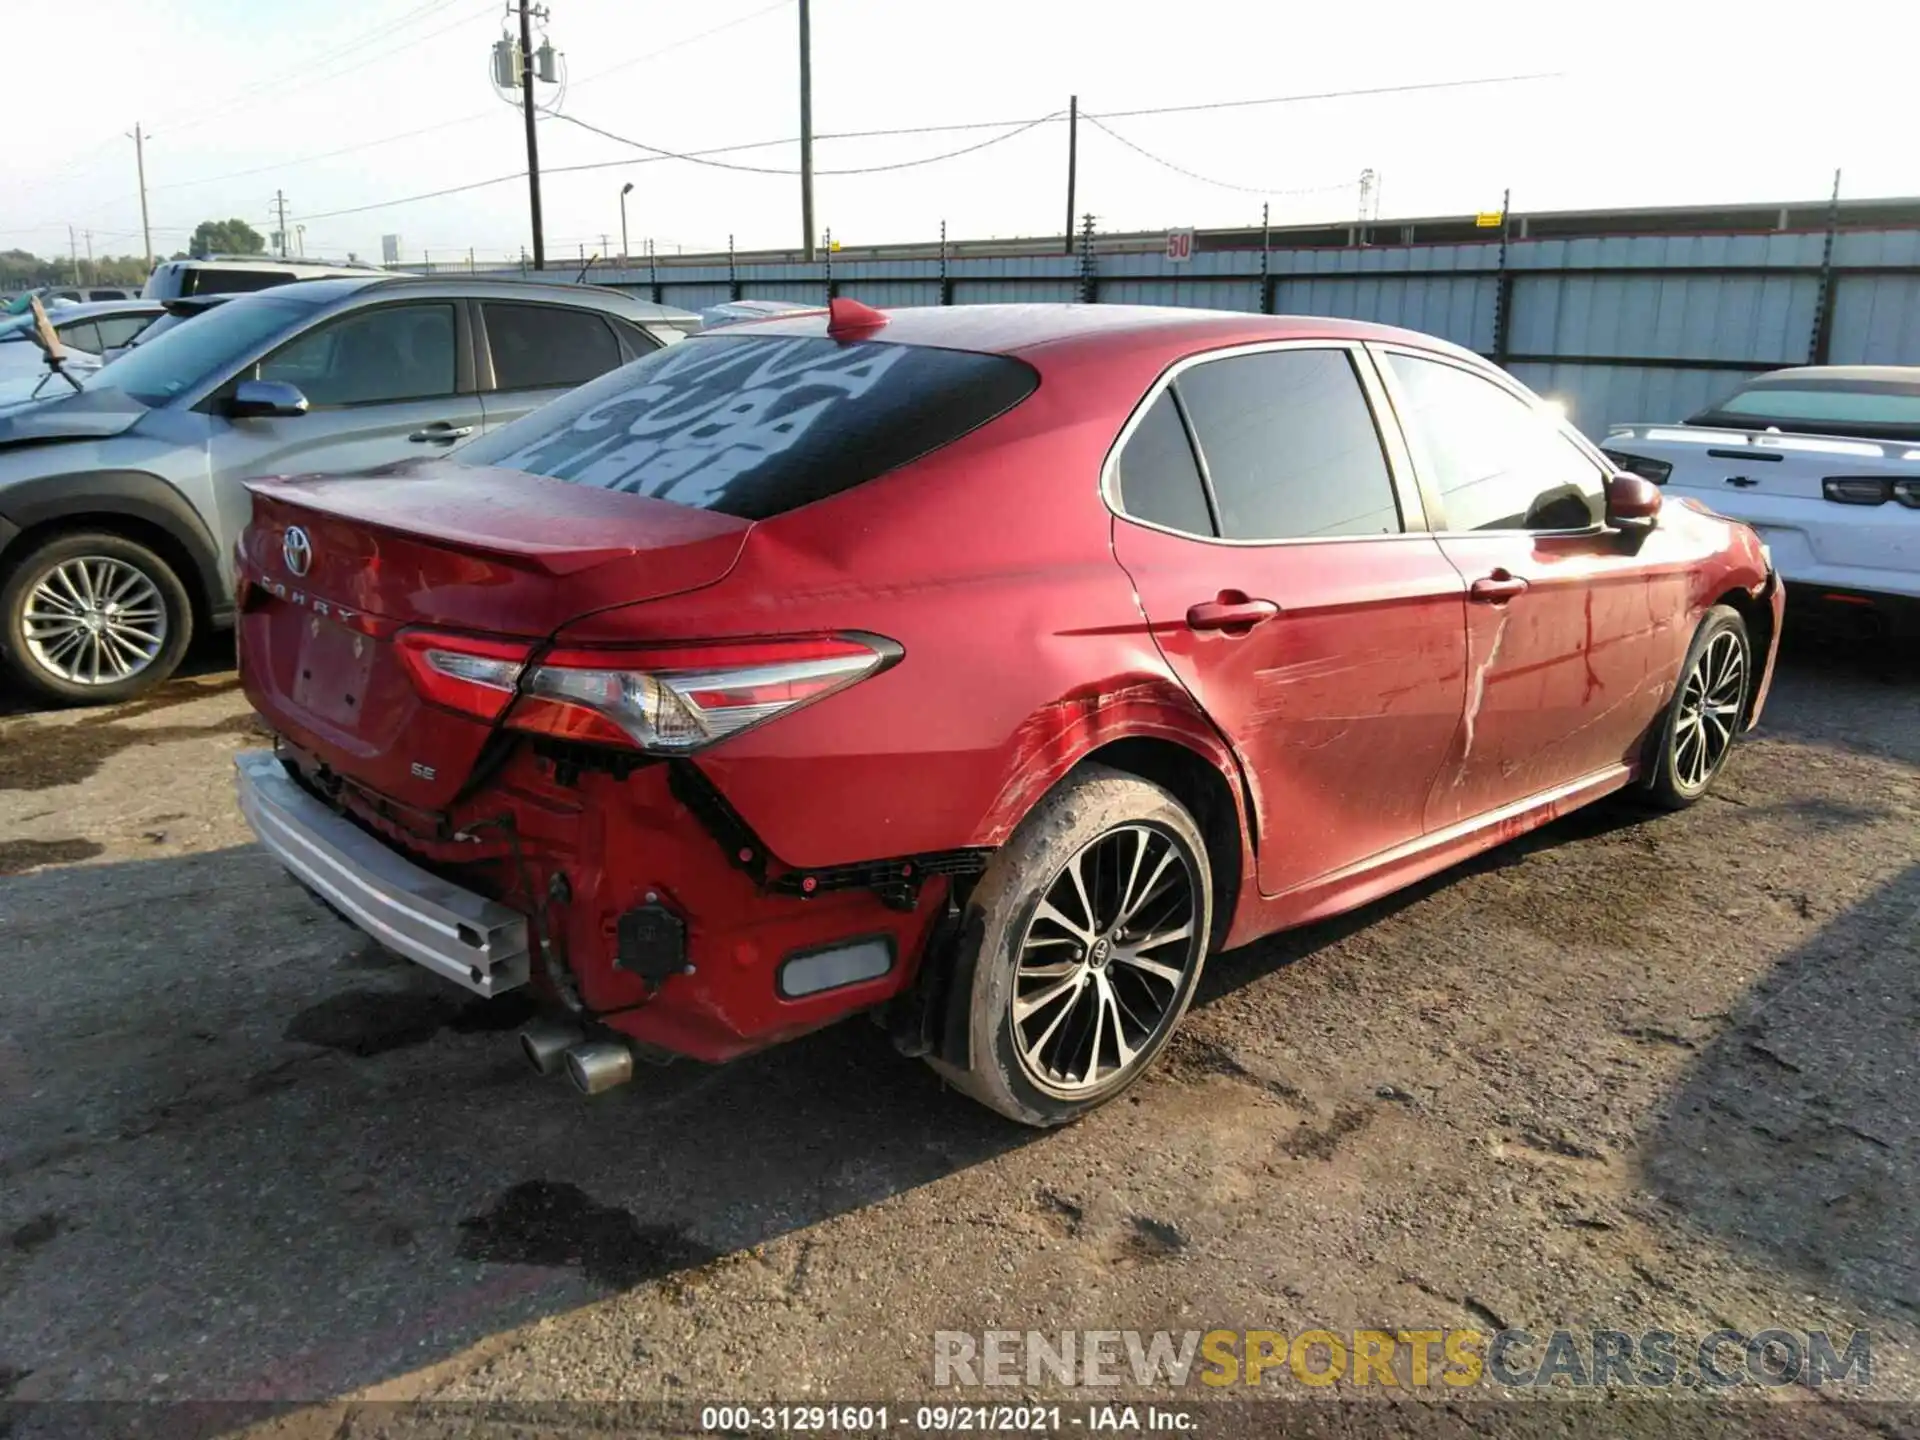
[{"xmin": 291, "ymin": 614, "xmax": 376, "ymax": 728}]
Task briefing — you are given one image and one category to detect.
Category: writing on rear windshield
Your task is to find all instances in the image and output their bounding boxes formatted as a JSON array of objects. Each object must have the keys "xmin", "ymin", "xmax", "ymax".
[{"xmin": 496, "ymin": 336, "xmax": 906, "ymax": 509}]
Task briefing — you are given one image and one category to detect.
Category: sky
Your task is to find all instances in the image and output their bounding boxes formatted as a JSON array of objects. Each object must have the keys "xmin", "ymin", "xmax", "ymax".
[{"xmin": 5, "ymin": 0, "xmax": 1917, "ymax": 269}]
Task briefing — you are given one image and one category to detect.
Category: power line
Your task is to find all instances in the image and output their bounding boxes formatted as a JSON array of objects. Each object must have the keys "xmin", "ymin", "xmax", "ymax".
[
  {"xmin": 548, "ymin": 109, "xmax": 1060, "ymax": 177},
  {"xmin": 564, "ymin": 0, "xmax": 794, "ymax": 90},
  {"xmin": 156, "ymin": 0, "xmax": 484, "ymax": 137},
  {"xmin": 1081, "ymin": 115, "xmax": 1355, "ymax": 198},
  {"xmin": 1095, "ymin": 71, "xmax": 1562, "ymax": 121},
  {"xmin": 291, "ymin": 70, "xmax": 1557, "ymax": 224}
]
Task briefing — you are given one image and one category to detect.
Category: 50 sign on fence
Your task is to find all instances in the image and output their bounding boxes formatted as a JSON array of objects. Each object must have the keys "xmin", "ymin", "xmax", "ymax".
[{"xmin": 1165, "ymin": 228, "xmax": 1195, "ymax": 263}]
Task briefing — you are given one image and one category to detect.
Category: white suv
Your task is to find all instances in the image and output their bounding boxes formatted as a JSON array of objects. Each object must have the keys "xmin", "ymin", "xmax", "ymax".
[{"xmin": 144, "ymin": 257, "xmax": 390, "ymax": 300}]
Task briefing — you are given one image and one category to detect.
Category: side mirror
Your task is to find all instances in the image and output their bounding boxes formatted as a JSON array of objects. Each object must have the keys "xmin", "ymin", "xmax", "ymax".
[
  {"xmin": 229, "ymin": 379, "xmax": 309, "ymax": 419},
  {"xmin": 1605, "ymin": 472, "xmax": 1662, "ymax": 525}
]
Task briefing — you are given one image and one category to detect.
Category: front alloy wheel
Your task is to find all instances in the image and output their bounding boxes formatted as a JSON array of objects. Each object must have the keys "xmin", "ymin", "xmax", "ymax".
[
  {"xmin": 1672, "ymin": 627, "xmax": 1745, "ymax": 793},
  {"xmin": 1, "ymin": 531, "xmax": 194, "ymax": 706},
  {"xmin": 23, "ymin": 556, "xmax": 169, "ymax": 687},
  {"xmin": 1644, "ymin": 604, "xmax": 1751, "ymax": 809}
]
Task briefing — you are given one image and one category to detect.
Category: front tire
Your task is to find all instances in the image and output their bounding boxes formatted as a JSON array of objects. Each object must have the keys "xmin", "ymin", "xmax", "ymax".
[
  {"xmin": 1643, "ymin": 604, "xmax": 1750, "ymax": 810},
  {"xmin": 929, "ymin": 764, "xmax": 1212, "ymax": 1127},
  {"xmin": 0, "ymin": 532, "xmax": 194, "ymax": 706}
]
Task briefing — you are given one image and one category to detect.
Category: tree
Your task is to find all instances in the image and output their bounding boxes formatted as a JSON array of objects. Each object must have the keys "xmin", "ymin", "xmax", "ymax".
[{"xmin": 189, "ymin": 218, "xmax": 266, "ymax": 258}]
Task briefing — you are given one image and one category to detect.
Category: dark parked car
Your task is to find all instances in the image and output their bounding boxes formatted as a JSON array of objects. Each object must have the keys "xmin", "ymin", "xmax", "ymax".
[{"xmin": 232, "ymin": 302, "xmax": 1783, "ymax": 1125}]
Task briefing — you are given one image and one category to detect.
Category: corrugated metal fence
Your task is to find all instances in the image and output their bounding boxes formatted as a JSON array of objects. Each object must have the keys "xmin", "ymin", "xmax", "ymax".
[{"xmin": 554, "ymin": 224, "xmax": 1920, "ymax": 437}]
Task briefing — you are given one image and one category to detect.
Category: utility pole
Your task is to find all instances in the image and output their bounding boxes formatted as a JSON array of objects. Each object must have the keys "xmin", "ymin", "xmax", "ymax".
[
  {"xmin": 1064, "ymin": 95, "xmax": 1078, "ymax": 256},
  {"xmin": 83, "ymin": 230, "xmax": 93, "ymax": 282},
  {"xmin": 620, "ymin": 181, "xmax": 633, "ymax": 266},
  {"xmin": 68, "ymin": 226, "xmax": 80, "ymax": 284},
  {"xmin": 519, "ymin": 0, "xmax": 547, "ymax": 269},
  {"xmin": 798, "ymin": 0, "xmax": 814, "ymax": 261},
  {"xmin": 272, "ymin": 190, "xmax": 291, "ymax": 257},
  {"xmin": 128, "ymin": 123, "xmax": 153, "ymax": 270}
]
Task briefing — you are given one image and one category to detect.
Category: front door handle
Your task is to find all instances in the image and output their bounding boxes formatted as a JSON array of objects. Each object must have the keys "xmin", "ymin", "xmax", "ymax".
[
  {"xmin": 1469, "ymin": 569, "xmax": 1529, "ymax": 603},
  {"xmin": 1186, "ymin": 592, "xmax": 1280, "ymax": 632},
  {"xmin": 408, "ymin": 422, "xmax": 474, "ymax": 444}
]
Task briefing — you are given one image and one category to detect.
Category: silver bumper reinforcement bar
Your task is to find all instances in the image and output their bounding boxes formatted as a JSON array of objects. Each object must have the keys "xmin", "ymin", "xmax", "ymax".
[{"xmin": 235, "ymin": 751, "xmax": 531, "ymax": 996}]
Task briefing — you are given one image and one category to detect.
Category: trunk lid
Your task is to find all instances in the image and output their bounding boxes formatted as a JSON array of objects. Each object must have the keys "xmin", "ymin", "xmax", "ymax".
[{"xmin": 238, "ymin": 459, "xmax": 750, "ymax": 810}]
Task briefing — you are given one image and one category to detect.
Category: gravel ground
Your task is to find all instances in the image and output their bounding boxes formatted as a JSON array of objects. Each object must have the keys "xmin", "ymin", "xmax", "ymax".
[{"xmin": 0, "ymin": 629, "xmax": 1914, "ymax": 1438}]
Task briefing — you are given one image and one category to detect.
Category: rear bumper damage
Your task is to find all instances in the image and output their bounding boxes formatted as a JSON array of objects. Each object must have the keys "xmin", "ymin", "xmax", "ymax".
[
  {"xmin": 235, "ymin": 751, "xmax": 532, "ymax": 996},
  {"xmin": 236, "ymin": 742, "xmax": 971, "ymax": 1065}
]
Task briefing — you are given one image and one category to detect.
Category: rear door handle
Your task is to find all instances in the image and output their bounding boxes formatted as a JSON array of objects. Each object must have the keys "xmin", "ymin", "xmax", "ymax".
[
  {"xmin": 1186, "ymin": 592, "xmax": 1280, "ymax": 632},
  {"xmin": 408, "ymin": 422, "xmax": 474, "ymax": 444},
  {"xmin": 1469, "ymin": 569, "xmax": 1529, "ymax": 603}
]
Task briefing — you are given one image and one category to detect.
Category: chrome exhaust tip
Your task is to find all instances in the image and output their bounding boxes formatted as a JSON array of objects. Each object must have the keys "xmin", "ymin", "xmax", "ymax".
[
  {"xmin": 565, "ymin": 1041, "xmax": 635, "ymax": 1096},
  {"xmin": 519, "ymin": 1018, "xmax": 586, "ymax": 1077}
]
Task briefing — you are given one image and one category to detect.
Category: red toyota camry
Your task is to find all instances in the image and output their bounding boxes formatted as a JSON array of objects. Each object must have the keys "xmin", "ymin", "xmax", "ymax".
[{"xmin": 234, "ymin": 301, "xmax": 1782, "ymax": 1126}]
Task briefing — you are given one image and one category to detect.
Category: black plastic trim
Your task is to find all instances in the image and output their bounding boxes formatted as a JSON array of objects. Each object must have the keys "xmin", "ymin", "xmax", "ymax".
[
  {"xmin": 666, "ymin": 759, "xmax": 990, "ymax": 912},
  {"xmin": 0, "ymin": 469, "xmax": 230, "ymax": 626}
]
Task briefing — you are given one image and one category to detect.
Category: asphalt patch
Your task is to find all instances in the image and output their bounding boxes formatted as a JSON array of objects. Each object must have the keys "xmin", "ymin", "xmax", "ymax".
[
  {"xmin": 9, "ymin": 1212, "xmax": 65, "ymax": 1254},
  {"xmin": 284, "ymin": 988, "xmax": 539, "ymax": 1056},
  {"xmin": 0, "ymin": 839, "xmax": 103, "ymax": 876},
  {"xmin": 457, "ymin": 1179, "xmax": 718, "ymax": 1289}
]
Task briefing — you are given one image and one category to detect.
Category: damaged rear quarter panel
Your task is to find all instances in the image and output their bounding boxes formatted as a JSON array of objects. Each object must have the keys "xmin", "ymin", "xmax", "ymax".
[{"xmin": 551, "ymin": 372, "xmax": 1233, "ymax": 872}]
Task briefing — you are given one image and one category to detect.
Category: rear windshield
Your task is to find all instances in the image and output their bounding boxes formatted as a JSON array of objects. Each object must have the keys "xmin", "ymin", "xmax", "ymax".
[
  {"xmin": 1691, "ymin": 378, "xmax": 1920, "ymax": 434},
  {"xmin": 457, "ymin": 333, "xmax": 1039, "ymax": 520}
]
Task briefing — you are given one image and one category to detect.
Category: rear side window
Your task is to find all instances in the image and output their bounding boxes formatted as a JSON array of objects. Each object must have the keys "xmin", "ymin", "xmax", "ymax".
[
  {"xmin": 1116, "ymin": 391, "xmax": 1213, "ymax": 535},
  {"xmin": 459, "ymin": 334, "xmax": 1039, "ymax": 520},
  {"xmin": 1177, "ymin": 349, "xmax": 1401, "ymax": 541},
  {"xmin": 483, "ymin": 302, "xmax": 623, "ymax": 390}
]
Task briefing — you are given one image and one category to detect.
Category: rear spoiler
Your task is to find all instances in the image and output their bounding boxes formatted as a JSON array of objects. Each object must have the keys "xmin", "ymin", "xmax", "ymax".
[{"xmin": 161, "ymin": 295, "xmax": 235, "ymax": 318}]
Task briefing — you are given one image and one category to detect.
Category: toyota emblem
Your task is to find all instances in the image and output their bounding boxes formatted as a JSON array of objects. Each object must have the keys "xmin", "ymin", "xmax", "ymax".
[{"xmin": 283, "ymin": 525, "xmax": 313, "ymax": 578}]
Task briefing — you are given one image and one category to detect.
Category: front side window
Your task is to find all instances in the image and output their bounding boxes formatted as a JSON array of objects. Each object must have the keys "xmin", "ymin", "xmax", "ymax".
[
  {"xmin": 1115, "ymin": 390, "xmax": 1213, "ymax": 535},
  {"xmin": 256, "ymin": 303, "xmax": 456, "ymax": 407},
  {"xmin": 484, "ymin": 302, "xmax": 624, "ymax": 390},
  {"xmin": 458, "ymin": 333, "xmax": 1038, "ymax": 520},
  {"xmin": 1176, "ymin": 348, "xmax": 1401, "ymax": 541},
  {"xmin": 84, "ymin": 295, "xmax": 313, "ymax": 406},
  {"xmin": 1385, "ymin": 353, "xmax": 1603, "ymax": 532}
]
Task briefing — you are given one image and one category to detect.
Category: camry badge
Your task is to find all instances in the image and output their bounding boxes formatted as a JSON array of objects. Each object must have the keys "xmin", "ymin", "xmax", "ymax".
[{"xmin": 283, "ymin": 526, "xmax": 313, "ymax": 578}]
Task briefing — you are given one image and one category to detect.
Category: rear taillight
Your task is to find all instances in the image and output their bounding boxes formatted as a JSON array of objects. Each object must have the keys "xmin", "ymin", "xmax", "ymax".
[
  {"xmin": 395, "ymin": 631, "xmax": 531, "ymax": 722},
  {"xmin": 508, "ymin": 634, "xmax": 900, "ymax": 753},
  {"xmin": 1823, "ymin": 476, "xmax": 1890, "ymax": 506}
]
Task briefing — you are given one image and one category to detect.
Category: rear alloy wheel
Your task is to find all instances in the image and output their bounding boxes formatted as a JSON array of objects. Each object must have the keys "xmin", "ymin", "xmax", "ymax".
[
  {"xmin": 930, "ymin": 764, "xmax": 1212, "ymax": 1126},
  {"xmin": 1643, "ymin": 604, "xmax": 1750, "ymax": 809},
  {"xmin": 1, "ymin": 532, "xmax": 193, "ymax": 705}
]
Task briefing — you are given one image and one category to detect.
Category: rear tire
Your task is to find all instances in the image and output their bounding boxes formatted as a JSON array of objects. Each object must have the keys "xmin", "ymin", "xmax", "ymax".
[
  {"xmin": 1642, "ymin": 605, "xmax": 1750, "ymax": 810},
  {"xmin": 0, "ymin": 531, "xmax": 194, "ymax": 706},
  {"xmin": 927, "ymin": 764, "xmax": 1212, "ymax": 1127}
]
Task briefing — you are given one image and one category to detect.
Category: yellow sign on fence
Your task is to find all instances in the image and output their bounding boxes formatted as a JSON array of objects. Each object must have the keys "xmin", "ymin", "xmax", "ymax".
[{"xmin": 1475, "ymin": 211, "xmax": 1504, "ymax": 228}]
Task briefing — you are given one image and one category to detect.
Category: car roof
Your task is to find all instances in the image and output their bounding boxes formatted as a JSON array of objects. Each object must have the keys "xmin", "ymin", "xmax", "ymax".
[
  {"xmin": 241, "ymin": 273, "xmax": 699, "ymax": 323},
  {"xmin": 723, "ymin": 302, "xmax": 1485, "ymax": 366},
  {"xmin": 48, "ymin": 299, "xmax": 166, "ymax": 320},
  {"xmin": 1747, "ymin": 365, "xmax": 1920, "ymax": 389}
]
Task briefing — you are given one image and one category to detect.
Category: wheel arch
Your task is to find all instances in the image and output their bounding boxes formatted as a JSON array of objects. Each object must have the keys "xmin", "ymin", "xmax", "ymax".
[
  {"xmin": 916, "ymin": 688, "xmax": 1258, "ymax": 1073},
  {"xmin": 1709, "ymin": 584, "xmax": 1772, "ymax": 727},
  {"xmin": 0, "ymin": 470, "xmax": 229, "ymax": 631}
]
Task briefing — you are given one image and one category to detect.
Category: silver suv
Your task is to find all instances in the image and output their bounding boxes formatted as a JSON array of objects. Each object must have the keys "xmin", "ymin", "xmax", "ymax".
[{"xmin": 0, "ymin": 275, "xmax": 698, "ymax": 703}]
